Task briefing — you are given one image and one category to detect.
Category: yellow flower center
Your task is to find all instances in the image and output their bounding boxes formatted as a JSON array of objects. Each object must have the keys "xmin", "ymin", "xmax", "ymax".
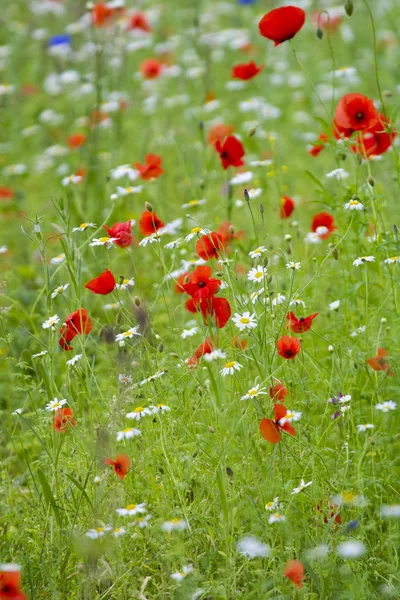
[
  {"xmin": 225, "ymin": 361, "xmax": 235, "ymax": 369},
  {"xmin": 126, "ymin": 504, "xmax": 136, "ymax": 510},
  {"xmin": 342, "ymin": 491, "xmax": 357, "ymax": 503},
  {"xmin": 389, "ymin": 256, "xmax": 399, "ymax": 261},
  {"xmin": 96, "ymin": 527, "xmax": 104, "ymax": 532},
  {"xmin": 80, "ymin": 223, "xmax": 88, "ymax": 229},
  {"xmin": 170, "ymin": 518, "xmax": 181, "ymax": 524},
  {"xmin": 240, "ymin": 317, "xmax": 250, "ymax": 324},
  {"xmin": 286, "ymin": 412, "xmax": 294, "ymax": 420},
  {"xmin": 123, "ymin": 427, "xmax": 132, "ymax": 433},
  {"xmin": 157, "ymin": 404, "xmax": 165, "ymax": 408},
  {"xmin": 122, "ymin": 279, "xmax": 129, "ymax": 285},
  {"xmin": 53, "ymin": 402, "xmax": 61, "ymax": 408},
  {"xmin": 255, "ymin": 272, "xmax": 262, "ymax": 278},
  {"xmin": 114, "ymin": 527, "xmax": 121, "ymax": 533},
  {"xmin": 248, "ymin": 389, "xmax": 257, "ymax": 396},
  {"xmin": 127, "ymin": 187, "xmax": 133, "ymax": 193},
  {"xmin": 188, "ymin": 200, "xmax": 198, "ymax": 206},
  {"xmin": 265, "ymin": 501, "xmax": 273, "ymax": 508},
  {"xmin": 349, "ymin": 200, "xmax": 359, "ymax": 205},
  {"xmin": 122, "ymin": 331, "xmax": 131, "ymax": 337},
  {"xmin": 191, "ymin": 227, "xmax": 201, "ymax": 234},
  {"xmin": 99, "ymin": 237, "xmax": 110, "ymax": 243},
  {"xmin": 134, "ymin": 407, "xmax": 144, "ymax": 413}
]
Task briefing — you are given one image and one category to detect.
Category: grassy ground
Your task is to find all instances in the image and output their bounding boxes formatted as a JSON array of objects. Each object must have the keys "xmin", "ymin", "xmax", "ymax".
[{"xmin": 1, "ymin": 0, "xmax": 400, "ymax": 598}]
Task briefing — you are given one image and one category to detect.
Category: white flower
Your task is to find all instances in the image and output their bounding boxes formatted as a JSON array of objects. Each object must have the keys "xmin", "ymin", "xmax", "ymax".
[
  {"xmin": 150, "ymin": 404, "xmax": 171, "ymax": 414},
  {"xmin": 220, "ymin": 361, "xmax": 243, "ymax": 377},
  {"xmin": 51, "ymin": 283, "xmax": 69, "ymax": 299},
  {"xmin": 353, "ymin": 256, "xmax": 375, "ymax": 266},
  {"xmin": 133, "ymin": 514, "xmax": 152, "ymax": 528},
  {"xmin": 384, "ymin": 256, "xmax": 400, "ymax": 264},
  {"xmin": 67, "ymin": 354, "xmax": 82, "ymax": 367},
  {"xmin": 110, "ymin": 164, "xmax": 139, "ymax": 181},
  {"xmin": 50, "ymin": 254, "xmax": 65, "ymax": 265},
  {"xmin": 105, "ymin": 301, "xmax": 124, "ymax": 310},
  {"xmin": 268, "ymin": 512, "xmax": 286, "ymax": 524},
  {"xmin": 185, "ymin": 227, "xmax": 211, "ymax": 242},
  {"xmin": 329, "ymin": 300, "xmax": 340, "ymax": 311},
  {"xmin": 290, "ymin": 298, "xmax": 306, "ymax": 307},
  {"xmin": 237, "ymin": 536, "xmax": 270, "ymax": 559},
  {"xmin": 286, "ymin": 261, "xmax": 301, "ymax": 270},
  {"xmin": 278, "ymin": 410, "xmax": 302, "ymax": 425},
  {"xmin": 230, "ymin": 171, "xmax": 253, "ymax": 185},
  {"xmin": 126, "ymin": 406, "xmax": 152, "ymax": 421},
  {"xmin": 271, "ymin": 293, "xmax": 286, "ymax": 307},
  {"xmin": 116, "ymin": 277, "xmax": 135, "ymax": 290},
  {"xmin": 246, "ymin": 188, "xmax": 262, "ymax": 199},
  {"xmin": 170, "ymin": 565, "xmax": 193, "ymax": 582},
  {"xmin": 265, "ymin": 497, "xmax": 280, "ymax": 512},
  {"xmin": 139, "ymin": 234, "xmax": 161, "ymax": 247},
  {"xmin": 181, "ymin": 327, "xmax": 198, "ymax": 339},
  {"xmin": 32, "ymin": 350, "xmax": 48, "ymax": 359},
  {"xmin": 241, "ymin": 384, "xmax": 267, "ymax": 401},
  {"xmin": 86, "ymin": 526, "xmax": 112, "ymax": 539},
  {"xmin": 232, "ymin": 312, "xmax": 258, "ymax": 332},
  {"xmin": 339, "ymin": 394, "xmax": 352, "ymax": 404},
  {"xmin": 164, "ymin": 239, "xmax": 181, "ymax": 249},
  {"xmin": 116, "ymin": 503, "xmax": 147, "ymax": 516},
  {"xmin": 247, "ymin": 265, "xmax": 267, "ymax": 283},
  {"xmin": 45, "ymin": 398, "xmax": 67, "ymax": 412},
  {"xmin": 42, "ymin": 314, "xmax": 60, "ymax": 329},
  {"xmin": 350, "ymin": 325, "xmax": 366, "ymax": 337},
  {"xmin": 161, "ymin": 518, "xmax": 188, "ymax": 532},
  {"xmin": 326, "ymin": 168, "xmax": 349, "ymax": 180},
  {"xmin": 203, "ymin": 349, "xmax": 227, "ymax": 362},
  {"xmin": 90, "ymin": 237, "xmax": 118, "ymax": 248},
  {"xmin": 291, "ymin": 479, "xmax": 313, "ymax": 495},
  {"xmin": 344, "ymin": 199, "xmax": 364, "ymax": 211},
  {"xmin": 112, "ymin": 527, "xmax": 126, "ymax": 537},
  {"xmin": 381, "ymin": 505, "xmax": 400, "ymax": 518},
  {"xmin": 72, "ymin": 222, "xmax": 96, "ymax": 232},
  {"xmin": 357, "ymin": 423, "xmax": 374, "ymax": 432},
  {"xmin": 248, "ymin": 246, "xmax": 266, "ymax": 259},
  {"xmin": 118, "ymin": 374, "xmax": 132, "ymax": 385},
  {"xmin": 0, "ymin": 246, "xmax": 8, "ymax": 255},
  {"xmin": 62, "ymin": 174, "xmax": 82, "ymax": 186},
  {"xmin": 111, "ymin": 185, "xmax": 142, "ymax": 199},
  {"xmin": 305, "ymin": 232, "xmax": 323, "ymax": 244},
  {"xmin": 250, "ymin": 289, "xmax": 265, "ymax": 304},
  {"xmin": 116, "ymin": 428, "xmax": 142, "ymax": 441},
  {"xmin": 115, "ymin": 327, "xmax": 141, "ymax": 342},
  {"xmin": 376, "ymin": 401, "xmax": 396, "ymax": 412},
  {"xmin": 12, "ymin": 408, "xmax": 23, "ymax": 415},
  {"xmin": 140, "ymin": 371, "xmax": 166, "ymax": 385},
  {"xmin": 182, "ymin": 199, "xmax": 207, "ymax": 209},
  {"xmin": 337, "ymin": 540, "xmax": 366, "ymax": 558}
]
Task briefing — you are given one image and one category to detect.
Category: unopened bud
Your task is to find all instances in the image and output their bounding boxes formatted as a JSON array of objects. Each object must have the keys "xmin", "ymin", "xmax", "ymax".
[
  {"xmin": 248, "ymin": 126, "xmax": 258, "ymax": 137},
  {"xmin": 98, "ymin": 327, "xmax": 104, "ymax": 338},
  {"xmin": 344, "ymin": 0, "xmax": 353, "ymax": 16},
  {"xmin": 116, "ymin": 312, "xmax": 122, "ymax": 325},
  {"xmin": 328, "ymin": 345, "xmax": 334, "ymax": 352},
  {"xmin": 208, "ymin": 426, "xmax": 215, "ymax": 434},
  {"xmin": 316, "ymin": 28, "xmax": 323, "ymax": 40},
  {"xmin": 158, "ymin": 343, "xmax": 164, "ymax": 353},
  {"xmin": 199, "ymin": 121, "xmax": 204, "ymax": 131},
  {"xmin": 145, "ymin": 202, "xmax": 153, "ymax": 212},
  {"xmin": 229, "ymin": 225, "xmax": 235, "ymax": 236},
  {"xmin": 170, "ymin": 352, "xmax": 179, "ymax": 358},
  {"xmin": 119, "ymin": 340, "xmax": 126, "ymax": 348},
  {"xmin": 134, "ymin": 296, "xmax": 141, "ymax": 306},
  {"xmin": 285, "ymin": 234, "xmax": 292, "ymax": 241},
  {"xmin": 381, "ymin": 317, "xmax": 387, "ymax": 324},
  {"xmin": 367, "ymin": 175, "xmax": 375, "ymax": 187},
  {"xmin": 259, "ymin": 204, "xmax": 264, "ymax": 214},
  {"xmin": 244, "ymin": 189, "xmax": 250, "ymax": 202}
]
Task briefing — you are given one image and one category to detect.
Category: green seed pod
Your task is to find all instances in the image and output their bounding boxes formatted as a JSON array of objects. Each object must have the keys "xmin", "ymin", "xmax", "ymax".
[
  {"xmin": 316, "ymin": 28, "xmax": 323, "ymax": 39},
  {"xmin": 367, "ymin": 175, "xmax": 375, "ymax": 187},
  {"xmin": 157, "ymin": 343, "xmax": 164, "ymax": 353},
  {"xmin": 344, "ymin": 0, "xmax": 353, "ymax": 16},
  {"xmin": 134, "ymin": 296, "xmax": 141, "ymax": 306},
  {"xmin": 145, "ymin": 201, "xmax": 153, "ymax": 212}
]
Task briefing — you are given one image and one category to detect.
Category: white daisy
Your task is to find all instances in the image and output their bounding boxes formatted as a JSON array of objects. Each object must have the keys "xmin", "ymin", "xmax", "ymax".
[
  {"xmin": 85, "ymin": 526, "xmax": 112, "ymax": 539},
  {"xmin": 110, "ymin": 164, "xmax": 139, "ymax": 181},
  {"xmin": 271, "ymin": 293, "xmax": 286, "ymax": 307},
  {"xmin": 115, "ymin": 327, "xmax": 141, "ymax": 342},
  {"xmin": 45, "ymin": 398, "xmax": 67, "ymax": 412},
  {"xmin": 240, "ymin": 384, "xmax": 267, "ymax": 401},
  {"xmin": 72, "ymin": 222, "xmax": 96, "ymax": 232},
  {"xmin": 170, "ymin": 565, "xmax": 193, "ymax": 582},
  {"xmin": 268, "ymin": 512, "xmax": 286, "ymax": 524},
  {"xmin": 184, "ymin": 227, "xmax": 211, "ymax": 242},
  {"xmin": 90, "ymin": 237, "xmax": 118, "ymax": 248},
  {"xmin": 220, "ymin": 361, "xmax": 243, "ymax": 376},
  {"xmin": 150, "ymin": 404, "xmax": 171, "ymax": 414},
  {"xmin": 62, "ymin": 174, "xmax": 82, "ymax": 186},
  {"xmin": 248, "ymin": 246, "xmax": 266, "ymax": 259},
  {"xmin": 116, "ymin": 427, "xmax": 142, "ymax": 441},
  {"xmin": 203, "ymin": 349, "xmax": 227, "ymax": 362},
  {"xmin": 126, "ymin": 406, "xmax": 152, "ymax": 421},
  {"xmin": 118, "ymin": 374, "xmax": 132, "ymax": 385},
  {"xmin": 265, "ymin": 497, "xmax": 280, "ymax": 512},
  {"xmin": 250, "ymin": 289, "xmax": 265, "ymax": 304},
  {"xmin": 291, "ymin": 479, "xmax": 313, "ymax": 495},
  {"xmin": 278, "ymin": 410, "xmax": 302, "ymax": 425},
  {"xmin": 42, "ymin": 314, "xmax": 60, "ymax": 329},
  {"xmin": 51, "ymin": 283, "xmax": 69, "ymax": 299},
  {"xmin": 50, "ymin": 254, "xmax": 66, "ymax": 265},
  {"xmin": 164, "ymin": 239, "xmax": 181, "ymax": 249},
  {"xmin": 232, "ymin": 312, "xmax": 258, "ymax": 332},
  {"xmin": 111, "ymin": 185, "xmax": 142, "ymax": 199},
  {"xmin": 67, "ymin": 354, "xmax": 82, "ymax": 367},
  {"xmin": 286, "ymin": 261, "xmax": 301, "ymax": 270},
  {"xmin": 237, "ymin": 536, "xmax": 270, "ymax": 559},
  {"xmin": 343, "ymin": 199, "xmax": 364, "ymax": 211},
  {"xmin": 357, "ymin": 423, "xmax": 374, "ymax": 432},
  {"xmin": 375, "ymin": 401, "xmax": 396, "ymax": 412},
  {"xmin": 336, "ymin": 540, "xmax": 366, "ymax": 559},
  {"xmin": 116, "ymin": 277, "xmax": 135, "ymax": 290},
  {"xmin": 161, "ymin": 518, "xmax": 188, "ymax": 532},
  {"xmin": 116, "ymin": 503, "xmax": 147, "ymax": 516},
  {"xmin": 230, "ymin": 171, "xmax": 253, "ymax": 185},
  {"xmin": 32, "ymin": 350, "xmax": 48, "ymax": 359},
  {"xmin": 181, "ymin": 327, "xmax": 198, "ymax": 339},
  {"xmin": 326, "ymin": 168, "xmax": 349, "ymax": 180},
  {"xmin": 384, "ymin": 256, "xmax": 400, "ymax": 264},
  {"xmin": 380, "ymin": 505, "xmax": 400, "ymax": 518},
  {"xmin": 353, "ymin": 256, "xmax": 375, "ymax": 266},
  {"xmin": 133, "ymin": 514, "xmax": 152, "ymax": 528},
  {"xmin": 329, "ymin": 300, "xmax": 340, "ymax": 311},
  {"xmin": 290, "ymin": 298, "xmax": 306, "ymax": 307},
  {"xmin": 112, "ymin": 527, "xmax": 126, "ymax": 537},
  {"xmin": 182, "ymin": 199, "xmax": 207, "ymax": 209},
  {"xmin": 247, "ymin": 265, "xmax": 268, "ymax": 282}
]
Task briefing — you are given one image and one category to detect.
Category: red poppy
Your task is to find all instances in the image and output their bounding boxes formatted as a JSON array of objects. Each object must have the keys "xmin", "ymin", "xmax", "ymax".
[
  {"xmin": 54, "ymin": 407, "xmax": 77, "ymax": 432},
  {"xmin": 260, "ymin": 404, "xmax": 296, "ymax": 443},
  {"xmin": 286, "ymin": 311, "xmax": 318, "ymax": 334},
  {"xmin": 103, "ymin": 220, "xmax": 132, "ymax": 248},
  {"xmin": 59, "ymin": 308, "xmax": 92, "ymax": 351},
  {"xmin": 175, "ymin": 272, "xmax": 188, "ymax": 294},
  {"xmin": 85, "ymin": 269, "xmax": 116, "ymax": 295},
  {"xmin": 366, "ymin": 348, "xmax": 393, "ymax": 376},
  {"xmin": 215, "ymin": 135, "xmax": 245, "ymax": 170},
  {"xmin": 334, "ymin": 93, "xmax": 378, "ymax": 133},
  {"xmin": 187, "ymin": 336, "xmax": 214, "ymax": 367},
  {"xmin": 232, "ymin": 335, "xmax": 247, "ymax": 350},
  {"xmin": 134, "ymin": 154, "xmax": 164, "ymax": 180},
  {"xmin": 104, "ymin": 454, "xmax": 130, "ymax": 480},
  {"xmin": 280, "ymin": 196, "xmax": 295, "ymax": 219},
  {"xmin": 308, "ymin": 132, "xmax": 328, "ymax": 157},
  {"xmin": 317, "ymin": 502, "xmax": 342, "ymax": 526},
  {"xmin": 354, "ymin": 114, "xmax": 396, "ymax": 157},
  {"xmin": 311, "ymin": 212, "xmax": 336, "ymax": 239},
  {"xmin": 186, "ymin": 296, "xmax": 231, "ymax": 329},
  {"xmin": 232, "ymin": 61, "xmax": 264, "ymax": 80},
  {"xmin": 283, "ymin": 560, "xmax": 304, "ymax": 589},
  {"xmin": 0, "ymin": 567, "xmax": 27, "ymax": 600},
  {"xmin": 269, "ymin": 381, "xmax": 287, "ymax": 402},
  {"xmin": 207, "ymin": 123, "xmax": 234, "ymax": 146},
  {"xmin": 140, "ymin": 58, "xmax": 163, "ymax": 79},
  {"xmin": 91, "ymin": 3, "xmax": 117, "ymax": 26},
  {"xmin": 129, "ymin": 11, "xmax": 152, "ymax": 32},
  {"xmin": 216, "ymin": 221, "xmax": 245, "ymax": 245},
  {"xmin": 196, "ymin": 232, "xmax": 224, "ymax": 260},
  {"xmin": 139, "ymin": 210, "xmax": 165, "ymax": 236},
  {"xmin": 259, "ymin": 6, "xmax": 306, "ymax": 46},
  {"xmin": 0, "ymin": 187, "xmax": 14, "ymax": 200},
  {"xmin": 276, "ymin": 336, "xmax": 301, "ymax": 360},
  {"xmin": 182, "ymin": 266, "xmax": 221, "ymax": 303},
  {"xmin": 67, "ymin": 133, "xmax": 86, "ymax": 149}
]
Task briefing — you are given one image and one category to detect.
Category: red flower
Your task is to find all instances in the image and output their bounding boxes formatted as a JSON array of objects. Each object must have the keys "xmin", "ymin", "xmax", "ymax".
[
  {"xmin": 207, "ymin": 123, "xmax": 234, "ymax": 146},
  {"xmin": 0, "ymin": 187, "xmax": 14, "ymax": 199},
  {"xmin": 187, "ymin": 336, "xmax": 214, "ymax": 367},
  {"xmin": 175, "ymin": 272, "xmax": 188, "ymax": 294},
  {"xmin": 216, "ymin": 221, "xmax": 245, "ymax": 245},
  {"xmin": 0, "ymin": 567, "xmax": 27, "ymax": 600},
  {"xmin": 269, "ymin": 381, "xmax": 287, "ymax": 402},
  {"xmin": 129, "ymin": 12, "xmax": 151, "ymax": 32},
  {"xmin": 334, "ymin": 93, "xmax": 378, "ymax": 133},
  {"xmin": 366, "ymin": 348, "xmax": 393, "ymax": 375},
  {"xmin": 286, "ymin": 311, "xmax": 318, "ymax": 334},
  {"xmin": 85, "ymin": 269, "xmax": 116, "ymax": 295},
  {"xmin": 232, "ymin": 61, "xmax": 264, "ymax": 80},
  {"xmin": 59, "ymin": 308, "xmax": 92, "ymax": 351},
  {"xmin": 182, "ymin": 266, "xmax": 221, "ymax": 303},
  {"xmin": 91, "ymin": 3, "xmax": 116, "ymax": 26},
  {"xmin": 215, "ymin": 135, "xmax": 245, "ymax": 170},
  {"xmin": 259, "ymin": 6, "xmax": 306, "ymax": 46},
  {"xmin": 355, "ymin": 114, "xmax": 396, "ymax": 157},
  {"xmin": 54, "ymin": 408, "xmax": 77, "ymax": 432},
  {"xmin": 276, "ymin": 336, "xmax": 301, "ymax": 360},
  {"xmin": 186, "ymin": 296, "xmax": 231, "ymax": 329},
  {"xmin": 280, "ymin": 196, "xmax": 295, "ymax": 219},
  {"xmin": 260, "ymin": 404, "xmax": 296, "ymax": 443},
  {"xmin": 134, "ymin": 154, "xmax": 164, "ymax": 180},
  {"xmin": 317, "ymin": 502, "xmax": 342, "ymax": 526},
  {"xmin": 67, "ymin": 133, "xmax": 86, "ymax": 149},
  {"xmin": 140, "ymin": 58, "xmax": 163, "ymax": 79},
  {"xmin": 196, "ymin": 232, "xmax": 224, "ymax": 260},
  {"xmin": 104, "ymin": 454, "xmax": 130, "ymax": 480},
  {"xmin": 308, "ymin": 133, "xmax": 328, "ymax": 157},
  {"xmin": 139, "ymin": 210, "xmax": 165, "ymax": 236},
  {"xmin": 103, "ymin": 220, "xmax": 132, "ymax": 248},
  {"xmin": 311, "ymin": 212, "xmax": 336, "ymax": 239},
  {"xmin": 284, "ymin": 560, "xmax": 304, "ymax": 589}
]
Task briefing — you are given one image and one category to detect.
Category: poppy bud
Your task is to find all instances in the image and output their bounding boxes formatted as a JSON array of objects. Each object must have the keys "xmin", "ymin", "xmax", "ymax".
[
  {"xmin": 248, "ymin": 126, "xmax": 258, "ymax": 137},
  {"xmin": 116, "ymin": 312, "xmax": 122, "ymax": 325},
  {"xmin": 259, "ymin": 204, "xmax": 264, "ymax": 214},
  {"xmin": 394, "ymin": 224, "xmax": 398, "ymax": 234},
  {"xmin": 98, "ymin": 327, "xmax": 104, "ymax": 338},
  {"xmin": 134, "ymin": 296, "xmax": 141, "ymax": 306},
  {"xmin": 344, "ymin": 0, "xmax": 354, "ymax": 16},
  {"xmin": 367, "ymin": 175, "xmax": 375, "ymax": 186},
  {"xmin": 215, "ymin": 271, "xmax": 224, "ymax": 277},
  {"xmin": 244, "ymin": 189, "xmax": 250, "ymax": 203},
  {"xmin": 316, "ymin": 28, "xmax": 323, "ymax": 40},
  {"xmin": 145, "ymin": 202, "xmax": 153, "ymax": 212},
  {"xmin": 158, "ymin": 343, "xmax": 164, "ymax": 353},
  {"xmin": 208, "ymin": 426, "xmax": 215, "ymax": 433}
]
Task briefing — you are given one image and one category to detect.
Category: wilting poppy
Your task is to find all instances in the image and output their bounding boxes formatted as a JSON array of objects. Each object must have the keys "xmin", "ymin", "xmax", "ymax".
[
  {"xmin": 311, "ymin": 212, "xmax": 336, "ymax": 239},
  {"xmin": 215, "ymin": 135, "xmax": 245, "ymax": 170},
  {"xmin": 280, "ymin": 196, "xmax": 295, "ymax": 219},
  {"xmin": 182, "ymin": 266, "xmax": 221, "ymax": 303},
  {"xmin": 366, "ymin": 348, "xmax": 393, "ymax": 375},
  {"xmin": 59, "ymin": 308, "xmax": 92, "ymax": 351},
  {"xmin": 286, "ymin": 312, "xmax": 318, "ymax": 333},
  {"xmin": 187, "ymin": 336, "xmax": 214, "ymax": 367},
  {"xmin": 129, "ymin": 11, "xmax": 151, "ymax": 32},
  {"xmin": 207, "ymin": 123, "xmax": 234, "ymax": 146},
  {"xmin": 140, "ymin": 58, "xmax": 163, "ymax": 79},
  {"xmin": 0, "ymin": 566, "xmax": 27, "ymax": 600},
  {"xmin": 308, "ymin": 132, "xmax": 328, "ymax": 157},
  {"xmin": 196, "ymin": 232, "xmax": 224, "ymax": 260},
  {"xmin": 104, "ymin": 454, "xmax": 130, "ymax": 480},
  {"xmin": 54, "ymin": 407, "xmax": 77, "ymax": 432},
  {"xmin": 232, "ymin": 61, "xmax": 264, "ymax": 80},
  {"xmin": 276, "ymin": 336, "xmax": 301, "ymax": 360},
  {"xmin": 103, "ymin": 220, "xmax": 132, "ymax": 248},
  {"xmin": 67, "ymin": 133, "xmax": 86, "ymax": 149},
  {"xmin": 259, "ymin": 6, "xmax": 306, "ymax": 46},
  {"xmin": 260, "ymin": 404, "xmax": 296, "ymax": 443},
  {"xmin": 139, "ymin": 209, "xmax": 165, "ymax": 236},
  {"xmin": 85, "ymin": 269, "xmax": 116, "ymax": 295},
  {"xmin": 134, "ymin": 154, "xmax": 164, "ymax": 180},
  {"xmin": 334, "ymin": 93, "xmax": 378, "ymax": 133},
  {"xmin": 283, "ymin": 560, "xmax": 304, "ymax": 589},
  {"xmin": 269, "ymin": 381, "xmax": 287, "ymax": 402},
  {"xmin": 186, "ymin": 296, "xmax": 231, "ymax": 329}
]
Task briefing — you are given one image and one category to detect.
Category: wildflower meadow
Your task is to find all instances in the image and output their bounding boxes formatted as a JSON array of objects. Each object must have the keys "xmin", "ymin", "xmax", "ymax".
[{"xmin": 1, "ymin": 0, "xmax": 400, "ymax": 598}]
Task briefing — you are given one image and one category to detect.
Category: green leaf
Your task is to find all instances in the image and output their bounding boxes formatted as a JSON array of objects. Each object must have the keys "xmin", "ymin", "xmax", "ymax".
[{"xmin": 37, "ymin": 468, "xmax": 61, "ymax": 526}]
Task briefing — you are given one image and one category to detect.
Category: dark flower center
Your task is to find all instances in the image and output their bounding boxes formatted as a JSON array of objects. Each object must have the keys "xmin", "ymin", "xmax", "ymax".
[
  {"xmin": 221, "ymin": 151, "xmax": 228, "ymax": 159},
  {"xmin": 356, "ymin": 111, "xmax": 364, "ymax": 120},
  {"xmin": 285, "ymin": 349, "xmax": 293, "ymax": 357},
  {"xmin": 198, "ymin": 281, "xmax": 206, "ymax": 288}
]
